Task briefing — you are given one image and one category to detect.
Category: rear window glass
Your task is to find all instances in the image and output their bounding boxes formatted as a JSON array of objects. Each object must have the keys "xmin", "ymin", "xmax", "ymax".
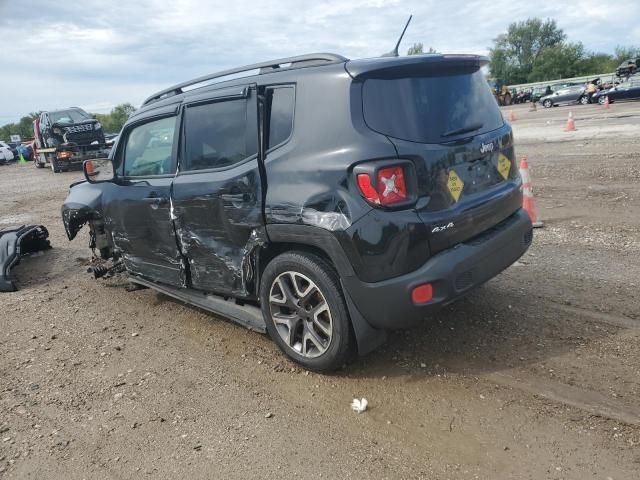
[
  {"xmin": 362, "ymin": 69, "xmax": 504, "ymax": 143},
  {"xmin": 267, "ymin": 86, "xmax": 294, "ymax": 149}
]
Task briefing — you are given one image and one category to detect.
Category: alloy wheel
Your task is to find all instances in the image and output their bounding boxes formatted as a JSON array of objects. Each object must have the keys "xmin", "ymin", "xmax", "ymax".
[{"xmin": 268, "ymin": 271, "xmax": 333, "ymax": 358}]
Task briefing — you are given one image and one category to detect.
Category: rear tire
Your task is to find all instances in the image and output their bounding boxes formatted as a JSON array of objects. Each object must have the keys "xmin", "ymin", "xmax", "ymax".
[
  {"xmin": 579, "ymin": 95, "xmax": 589, "ymax": 105},
  {"xmin": 598, "ymin": 96, "xmax": 607, "ymax": 105},
  {"xmin": 35, "ymin": 153, "xmax": 45, "ymax": 168},
  {"xmin": 260, "ymin": 251, "xmax": 355, "ymax": 372},
  {"xmin": 543, "ymin": 99, "xmax": 553, "ymax": 108},
  {"xmin": 50, "ymin": 157, "xmax": 61, "ymax": 173}
]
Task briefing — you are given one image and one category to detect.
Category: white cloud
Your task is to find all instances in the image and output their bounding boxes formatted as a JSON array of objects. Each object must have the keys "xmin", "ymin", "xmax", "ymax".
[{"xmin": 0, "ymin": 0, "xmax": 638, "ymax": 124}]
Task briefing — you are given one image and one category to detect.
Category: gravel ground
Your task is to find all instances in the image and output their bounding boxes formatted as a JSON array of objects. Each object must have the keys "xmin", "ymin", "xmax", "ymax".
[{"xmin": 1, "ymin": 100, "xmax": 639, "ymax": 479}]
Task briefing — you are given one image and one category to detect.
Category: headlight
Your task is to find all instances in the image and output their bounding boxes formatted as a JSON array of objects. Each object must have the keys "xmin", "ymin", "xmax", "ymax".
[
  {"xmin": 94, "ymin": 122, "xmax": 101, "ymax": 130},
  {"xmin": 53, "ymin": 127, "xmax": 63, "ymax": 135}
]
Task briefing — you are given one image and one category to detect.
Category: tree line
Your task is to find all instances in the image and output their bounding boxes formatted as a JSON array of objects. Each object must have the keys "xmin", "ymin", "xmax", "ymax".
[
  {"xmin": 489, "ymin": 18, "xmax": 639, "ymax": 85},
  {"xmin": 0, "ymin": 103, "xmax": 135, "ymax": 142}
]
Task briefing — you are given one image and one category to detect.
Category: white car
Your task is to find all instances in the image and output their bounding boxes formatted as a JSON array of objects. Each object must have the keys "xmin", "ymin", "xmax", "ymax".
[{"xmin": 0, "ymin": 141, "xmax": 15, "ymax": 163}]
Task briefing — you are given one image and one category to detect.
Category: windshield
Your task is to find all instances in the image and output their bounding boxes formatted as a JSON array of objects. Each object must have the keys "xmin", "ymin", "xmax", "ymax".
[
  {"xmin": 362, "ymin": 68, "xmax": 504, "ymax": 143},
  {"xmin": 49, "ymin": 108, "xmax": 92, "ymax": 124}
]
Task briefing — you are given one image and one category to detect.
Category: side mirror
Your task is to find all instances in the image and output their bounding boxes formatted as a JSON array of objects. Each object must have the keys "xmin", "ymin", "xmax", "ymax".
[{"xmin": 84, "ymin": 158, "xmax": 114, "ymax": 183}]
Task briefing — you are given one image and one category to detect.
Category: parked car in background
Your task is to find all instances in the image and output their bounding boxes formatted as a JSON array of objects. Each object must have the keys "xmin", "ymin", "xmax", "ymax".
[
  {"xmin": 6, "ymin": 142, "xmax": 19, "ymax": 159},
  {"xmin": 540, "ymin": 84, "xmax": 588, "ymax": 107},
  {"xmin": 592, "ymin": 77, "xmax": 640, "ymax": 104},
  {"xmin": 531, "ymin": 87, "xmax": 549, "ymax": 103},
  {"xmin": 0, "ymin": 142, "xmax": 15, "ymax": 163},
  {"xmin": 616, "ymin": 58, "xmax": 638, "ymax": 78},
  {"xmin": 513, "ymin": 90, "xmax": 531, "ymax": 104},
  {"xmin": 33, "ymin": 107, "xmax": 108, "ymax": 172}
]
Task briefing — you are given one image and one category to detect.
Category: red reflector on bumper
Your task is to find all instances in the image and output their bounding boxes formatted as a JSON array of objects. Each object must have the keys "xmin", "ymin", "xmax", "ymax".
[{"xmin": 411, "ymin": 284, "xmax": 433, "ymax": 304}]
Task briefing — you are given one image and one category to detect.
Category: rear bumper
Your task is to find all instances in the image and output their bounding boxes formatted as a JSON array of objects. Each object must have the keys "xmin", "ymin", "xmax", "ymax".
[
  {"xmin": 0, "ymin": 225, "xmax": 51, "ymax": 292},
  {"xmin": 341, "ymin": 208, "xmax": 533, "ymax": 329}
]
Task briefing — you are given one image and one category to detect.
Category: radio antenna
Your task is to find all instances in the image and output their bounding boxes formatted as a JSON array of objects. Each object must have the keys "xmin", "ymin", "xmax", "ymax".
[{"xmin": 381, "ymin": 15, "xmax": 413, "ymax": 57}]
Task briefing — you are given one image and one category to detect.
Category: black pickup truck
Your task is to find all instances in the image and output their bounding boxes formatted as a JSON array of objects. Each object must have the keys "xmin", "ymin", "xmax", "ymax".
[{"xmin": 33, "ymin": 107, "xmax": 109, "ymax": 173}]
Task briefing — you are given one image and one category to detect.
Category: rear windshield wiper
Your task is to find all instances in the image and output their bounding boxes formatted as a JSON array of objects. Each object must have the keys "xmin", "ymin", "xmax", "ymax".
[{"xmin": 441, "ymin": 122, "xmax": 484, "ymax": 138}]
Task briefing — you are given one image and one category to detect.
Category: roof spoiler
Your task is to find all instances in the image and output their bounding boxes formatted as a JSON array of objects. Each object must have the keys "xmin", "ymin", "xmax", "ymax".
[{"xmin": 346, "ymin": 54, "xmax": 489, "ymax": 79}]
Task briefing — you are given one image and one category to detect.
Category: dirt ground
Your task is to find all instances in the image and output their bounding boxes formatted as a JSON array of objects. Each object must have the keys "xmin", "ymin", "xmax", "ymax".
[{"xmin": 1, "ymin": 100, "xmax": 639, "ymax": 479}]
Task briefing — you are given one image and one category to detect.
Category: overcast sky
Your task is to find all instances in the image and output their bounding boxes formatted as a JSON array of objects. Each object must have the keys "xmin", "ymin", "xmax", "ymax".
[{"xmin": 1, "ymin": 0, "xmax": 638, "ymax": 125}]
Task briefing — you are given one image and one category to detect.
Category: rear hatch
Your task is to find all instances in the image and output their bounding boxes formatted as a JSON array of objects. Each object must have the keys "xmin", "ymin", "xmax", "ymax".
[{"xmin": 348, "ymin": 55, "xmax": 522, "ymax": 254}]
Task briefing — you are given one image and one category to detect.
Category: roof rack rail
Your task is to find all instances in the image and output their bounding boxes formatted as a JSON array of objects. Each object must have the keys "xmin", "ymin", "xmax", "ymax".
[{"xmin": 142, "ymin": 52, "xmax": 348, "ymax": 106}]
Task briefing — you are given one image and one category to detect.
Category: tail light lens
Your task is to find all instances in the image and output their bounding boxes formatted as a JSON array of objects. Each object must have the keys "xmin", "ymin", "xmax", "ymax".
[
  {"xmin": 57, "ymin": 151, "xmax": 72, "ymax": 160},
  {"xmin": 354, "ymin": 160, "xmax": 416, "ymax": 208}
]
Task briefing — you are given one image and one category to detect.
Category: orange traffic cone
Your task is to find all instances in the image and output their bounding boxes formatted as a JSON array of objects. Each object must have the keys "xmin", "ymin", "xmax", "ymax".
[
  {"xmin": 603, "ymin": 95, "xmax": 610, "ymax": 109},
  {"xmin": 507, "ymin": 110, "xmax": 516, "ymax": 122},
  {"xmin": 564, "ymin": 111, "xmax": 576, "ymax": 131},
  {"xmin": 519, "ymin": 156, "xmax": 543, "ymax": 228}
]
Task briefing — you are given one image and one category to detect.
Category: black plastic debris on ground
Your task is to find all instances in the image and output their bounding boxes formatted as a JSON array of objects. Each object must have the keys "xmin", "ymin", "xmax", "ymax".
[{"xmin": 0, "ymin": 225, "xmax": 51, "ymax": 292}]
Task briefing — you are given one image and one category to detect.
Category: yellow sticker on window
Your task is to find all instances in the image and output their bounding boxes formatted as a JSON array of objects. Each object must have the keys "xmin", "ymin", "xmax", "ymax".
[
  {"xmin": 447, "ymin": 170, "xmax": 464, "ymax": 202},
  {"xmin": 497, "ymin": 154, "xmax": 511, "ymax": 180}
]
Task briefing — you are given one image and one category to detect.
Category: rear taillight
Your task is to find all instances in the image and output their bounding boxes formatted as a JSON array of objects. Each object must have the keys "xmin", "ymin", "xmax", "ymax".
[{"xmin": 354, "ymin": 161, "xmax": 416, "ymax": 208}]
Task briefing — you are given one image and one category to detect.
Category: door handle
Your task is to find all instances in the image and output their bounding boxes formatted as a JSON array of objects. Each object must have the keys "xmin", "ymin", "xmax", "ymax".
[{"xmin": 220, "ymin": 193, "xmax": 249, "ymax": 202}]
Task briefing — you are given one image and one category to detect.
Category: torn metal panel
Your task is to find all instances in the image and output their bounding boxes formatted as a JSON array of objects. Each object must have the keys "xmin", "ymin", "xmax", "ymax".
[
  {"xmin": 171, "ymin": 166, "xmax": 265, "ymax": 298},
  {"xmin": 102, "ymin": 177, "xmax": 185, "ymax": 288},
  {"xmin": 0, "ymin": 225, "xmax": 51, "ymax": 292},
  {"xmin": 61, "ymin": 182, "xmax": 104, "ymax": 240},
  {"xmin": 268, "ymin": 203, "xmax": 351, "ymax": 231}
]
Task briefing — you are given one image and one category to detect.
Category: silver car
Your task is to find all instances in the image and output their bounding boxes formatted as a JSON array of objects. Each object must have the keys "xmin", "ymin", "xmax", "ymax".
[{"xmin": 540, "ymin": 85, "xmax": 588, "ymax": 107}]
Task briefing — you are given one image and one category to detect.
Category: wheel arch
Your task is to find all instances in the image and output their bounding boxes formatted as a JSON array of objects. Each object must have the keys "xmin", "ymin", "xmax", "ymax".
[
  {"xmin": 261, "ymin": 224, "xmax": 386, "ymax": 356},
  {"xmin": 262, "ymin": 224, "xmax": 355, "ymax": 278}
]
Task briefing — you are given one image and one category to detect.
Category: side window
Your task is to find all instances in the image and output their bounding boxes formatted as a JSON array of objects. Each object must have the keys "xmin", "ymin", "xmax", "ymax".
[
  {"xmin": 183, "ymin": 99, "xmax": 257, "ymax": 171},
  {"xmin": 123, "ymin": 116, "xmax": 177, "ymax": 177},
  {"xmin": 266, "ymin": 86, "xmax": 294, "ymax": 149}
]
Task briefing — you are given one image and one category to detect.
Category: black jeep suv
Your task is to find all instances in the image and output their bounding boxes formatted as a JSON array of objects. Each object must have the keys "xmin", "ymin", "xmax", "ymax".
[
  {"xmin": 62, "ymin": 52, "xmax": 532, "ymax": 371},
  {"xmin": 34, "ymin": 107, "xmax": 107, "ymax": 172}
]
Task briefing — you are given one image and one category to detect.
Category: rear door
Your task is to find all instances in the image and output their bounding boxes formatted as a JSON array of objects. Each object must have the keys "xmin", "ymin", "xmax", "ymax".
[
  {"xmin": 171, "ymin": 85, "xmax": 263, "ymax": 296},
  {"xmin": 103, "ymin": 111, "xmax": 184, "ymax": 286},
  {"xmin": 360, "ymin": 64, "xmax": 522, "ymax": 254}
]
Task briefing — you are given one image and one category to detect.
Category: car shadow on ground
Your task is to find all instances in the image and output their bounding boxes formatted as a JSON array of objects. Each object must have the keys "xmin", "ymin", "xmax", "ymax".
[{"xmin": 343, "ymin": 282, "xmax": 617, "ymax": 380}]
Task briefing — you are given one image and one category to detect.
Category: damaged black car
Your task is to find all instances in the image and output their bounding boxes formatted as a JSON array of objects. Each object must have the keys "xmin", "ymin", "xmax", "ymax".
[
  {"xmin": 33, "ymin": 107, "xmax": 109, "ymax": 172},
  {"xmin": 62, "ymin": 52, "xmax": 532, "ymax": 371}
]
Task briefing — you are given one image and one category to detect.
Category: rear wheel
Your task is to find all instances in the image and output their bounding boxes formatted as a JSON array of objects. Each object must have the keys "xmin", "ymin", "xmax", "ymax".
[
  {"xmin": 50, "ymin": 157, "xmax": 61, "ymax": 173},
  {"xmin": 579, "ymin": 95, "xmax": 589, "ymax": 105},
  {"xmin": 543, "ymin": 99, "xmax": 553, "ymax": 108},
  {"xmin": 598, "ymin": 96, "xmax": 607, "ymax": 105},
  {"xmin": 260, "ymin": 251, "xmax": 355, "ymax": 372},
  {"xmin": 35, "ymin": 153, "xmax": 45, "ymax": 168}
]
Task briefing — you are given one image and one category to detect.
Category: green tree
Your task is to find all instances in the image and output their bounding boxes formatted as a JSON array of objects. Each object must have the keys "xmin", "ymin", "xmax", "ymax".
[
  {"xmin": 489, "ymin": 18, "xmax": 565, "ymax": 84},
  {"xmin": 407, "ymin": 42, "xmax": 423, "ymax": 55},
  {"xmin": 0, "ymin": 113, "xmax": 40, "ymax": 141},
  {"xmin": 407, "ymin": 43, "xmax": 438, "ymax": 55},
  {"xmin": 613, "ymin": 46, "xmax": 640, "ymax": 64},
  {"xmin": 528, "ymin": 42, "xmax": 586, "ymax": 81},
  {"xmin": 94, "ymin": 103, "xmax": 136, "ymax": 133}
]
